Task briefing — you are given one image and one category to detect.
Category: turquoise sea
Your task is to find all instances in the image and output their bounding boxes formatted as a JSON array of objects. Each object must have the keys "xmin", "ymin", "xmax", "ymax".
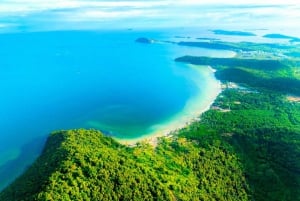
[{"xmin": 0, "ymin": 29, "xmax": 235, "ymax": 189}]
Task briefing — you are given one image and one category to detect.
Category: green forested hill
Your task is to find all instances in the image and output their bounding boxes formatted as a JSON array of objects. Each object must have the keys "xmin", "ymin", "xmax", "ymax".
[
  {"xmin": 180, "ymin": 89, "xmax": 300, "ymax": 201},
  {"xmin": 1, "ymin": 88, "xmax": 300, "ymax": 201},
  {"xmin": 1, "ymin": 41, "xmax": 300, "ymax": 201},
  {"xmin": 0, "ymin": 129, "xmax": 249, "ymax": 201}
]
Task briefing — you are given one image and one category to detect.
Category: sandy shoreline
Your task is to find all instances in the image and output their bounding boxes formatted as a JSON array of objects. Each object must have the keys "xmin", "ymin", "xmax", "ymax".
[{"xmin": 116, "ymin": 65, "xmax": 222, "ymax": 146}]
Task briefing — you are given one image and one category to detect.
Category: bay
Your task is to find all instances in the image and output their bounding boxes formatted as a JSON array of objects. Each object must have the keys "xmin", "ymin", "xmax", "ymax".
[{"xmin": 0, "ymin": 29, "xmax": 235, "ymax": 189}]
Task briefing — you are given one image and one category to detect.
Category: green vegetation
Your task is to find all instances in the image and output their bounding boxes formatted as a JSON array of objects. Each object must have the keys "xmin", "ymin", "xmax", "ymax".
[
  {"xmin": 180, "ymin": 89, "xmax": 300, "ymax": 201},
  {"xmin": 176, "ymin": 56, "xmax": 300, "ymax": 95},
  {"xmin": 0, "ymin": 129, "xmax": 249, "ymax": 201},
  {"xmin": 178, "ymin": 42, "xmax": 250, "ymax": 51},
  {"xmin": 176, "ymin": 56, "xmax": 287, "ymax": 70},
  {"xmin": 2, "ymin": 87, "xmax": 299, "ymax": 201},
  {"xmin": 1, "ymin": 38, "xmax": 300, "ymax": 201},
  {"xmin": 174, "ymin": 41, "xmax": 300, "ymax": 200},
  {"xmin": 178, "ymin": 40, "xmax": 300, "ymax": 57}
]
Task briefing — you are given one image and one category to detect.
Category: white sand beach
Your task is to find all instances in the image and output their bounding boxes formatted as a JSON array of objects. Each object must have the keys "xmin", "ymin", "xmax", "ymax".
[{"xmin": 117, "ymin": 64, "xmax": 222, "ymax": 146}]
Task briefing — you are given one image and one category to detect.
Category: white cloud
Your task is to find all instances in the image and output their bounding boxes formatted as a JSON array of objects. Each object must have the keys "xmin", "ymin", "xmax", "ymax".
[
  {"xmin": 0, "ymin": 0, "xmax": 298, "ymax": 13},
  {"xmin": 58, "ymin": 9, "xmax": 161, "ymax": 22},
  {"xmin": 0, "ymin": 0, "xmax": 299, "ymax": 31},
  {"xmin": 0, "ymin": 1, "xmax": 171, "ymax": 14},
  {"xmin": 175, "ymin": 0, "xmax": 298, "ymax": 5}
]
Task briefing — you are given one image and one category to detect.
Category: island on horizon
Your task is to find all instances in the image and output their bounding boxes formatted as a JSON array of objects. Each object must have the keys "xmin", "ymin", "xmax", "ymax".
[
  {"xmin": 212, "ymin": 29, "xmax": 256, "ymax": 36},
  {"xmin": 135, "ymin": 37, "xmax": 155, "ymax": 44},
  {"xmin": 1, "ymin": 30, "xmax": 300, "ymax": 201}
]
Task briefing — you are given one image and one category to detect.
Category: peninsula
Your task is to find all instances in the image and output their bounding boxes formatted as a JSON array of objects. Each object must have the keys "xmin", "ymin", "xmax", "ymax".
[{"xmin": 1, "ymin": 34, "xmax": 300, "ymax": 201}]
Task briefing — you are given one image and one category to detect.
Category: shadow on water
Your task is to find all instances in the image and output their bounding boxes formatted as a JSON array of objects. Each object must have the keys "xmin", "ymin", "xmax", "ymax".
[{"xmin": 0, "ymin": 136, "xmax": 47, "ymax": 191}]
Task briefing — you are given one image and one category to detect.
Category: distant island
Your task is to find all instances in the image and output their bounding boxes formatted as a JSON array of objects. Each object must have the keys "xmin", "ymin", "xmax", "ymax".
[
  {"xmin": 263, "ymin": 33, "xmax": 297, "ymax": 39},
  {"xmin": 177, "ymin": 41, "xmax": 253, "ymax": 51},
  {"xmin": 212, "ymin": 29, "xmax": 256, "ymax": 36},
  {"xmin": 291, "ymin": 38, "xmax": 300, "ymax": 42},
  {"xmin": 1, "ymin": 33, "xmax": 300, "ymax": 201},
  {"xmin": 135, "ymin": 37, "xmax": 155, "ymax": 44},
  {"xmin": 174, "ymin": 36, "xmax": 191, "ymax": 39},
  {"xmin": 263, "ymin": 33, "xmax": 300, "ymax": 43},
  {"xmin": 178, "ymin": 41, "xmax": 240, "ymax": 51},
  {"xmin": 196, "ymin": 37, "xmax": 220, "ymax": 41}
]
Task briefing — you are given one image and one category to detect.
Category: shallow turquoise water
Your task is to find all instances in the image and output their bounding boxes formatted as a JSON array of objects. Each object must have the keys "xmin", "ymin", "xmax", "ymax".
[
  {"xmin": 0, "ymin": 31, "xmax": 194, "ymax": 143},
  {"xmin": 0, "ymin": 30, "xmax": 235, "ymax": 189}
]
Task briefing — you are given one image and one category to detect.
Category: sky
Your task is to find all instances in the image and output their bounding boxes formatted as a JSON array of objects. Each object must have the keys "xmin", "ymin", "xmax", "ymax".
[{"xmin": 0, "ymin": 0, "xmax": 299, "ymax": 32}]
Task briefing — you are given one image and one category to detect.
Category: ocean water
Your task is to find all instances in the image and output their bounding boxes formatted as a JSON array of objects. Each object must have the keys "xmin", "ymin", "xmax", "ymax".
[{"xmin": 0, "ymin": 29, "xmax": 235, "ymax": 189}]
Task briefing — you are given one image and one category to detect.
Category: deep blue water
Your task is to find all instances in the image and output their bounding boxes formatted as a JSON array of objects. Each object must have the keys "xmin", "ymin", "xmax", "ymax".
[{"xmin": 0, "ymin": 30, "xmax": 235, "ymax": 189}]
